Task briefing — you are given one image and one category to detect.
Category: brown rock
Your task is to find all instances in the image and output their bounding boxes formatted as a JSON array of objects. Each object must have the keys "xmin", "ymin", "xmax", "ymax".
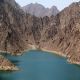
[
  {"xmin": 0, "ymin": 55, "xmax": 19, "ymax": 70},
  {"xmin": 0, "ymin": 0, "xmax": 80, "ymax": 65}
]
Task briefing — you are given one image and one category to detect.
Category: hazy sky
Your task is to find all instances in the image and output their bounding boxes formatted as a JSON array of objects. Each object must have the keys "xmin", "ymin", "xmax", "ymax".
[{"xmin": 16, "ymin": 0, "xmax": 80, "ymax": 11}]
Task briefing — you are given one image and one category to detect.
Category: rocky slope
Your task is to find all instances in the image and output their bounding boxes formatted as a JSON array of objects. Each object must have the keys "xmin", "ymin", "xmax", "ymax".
[
  {"xmin": 22, "ymin": 2, "xmax": 80, "ymax": 64},
  {"xmin": 39, "ymin": 2, "xmax": 80, "ymax": 64},
  {"xmin": 0, "ymin": 0, "xmax": 80, "ymax": 65},
  {"xmin": 22, "ymin": 3, "xmax": 59, "ymax": 17},
  {"xmin": 0, "ymin": 0, "xmax": 30, "ymax": 55}
]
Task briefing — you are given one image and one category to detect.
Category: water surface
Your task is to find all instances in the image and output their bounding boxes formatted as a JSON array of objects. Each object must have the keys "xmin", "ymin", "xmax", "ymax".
[{"xmin": 0, "ymin": 50, "xmax": 80, "ymax": 80}]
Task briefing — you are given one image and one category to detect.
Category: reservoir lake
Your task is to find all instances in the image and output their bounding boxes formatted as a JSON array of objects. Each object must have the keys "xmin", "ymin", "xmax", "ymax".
[{"xmin": 0, "ymin": 50, "xmax": 80, "ymax": 80}]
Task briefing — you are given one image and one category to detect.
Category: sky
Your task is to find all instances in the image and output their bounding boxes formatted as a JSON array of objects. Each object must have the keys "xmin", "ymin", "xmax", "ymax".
[{"xmin": 16, "ymin": 0, "xmax": 80, "ymax": 11}]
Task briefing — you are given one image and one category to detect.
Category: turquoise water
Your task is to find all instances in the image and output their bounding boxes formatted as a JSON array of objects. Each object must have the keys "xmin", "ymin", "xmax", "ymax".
[{"xmin": 0, "ymin": 50, "xmax": 80, "ymax": 80}]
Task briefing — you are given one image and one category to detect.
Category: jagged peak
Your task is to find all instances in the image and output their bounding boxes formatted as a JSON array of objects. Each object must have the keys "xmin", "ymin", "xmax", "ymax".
[{"xmin": 22, "ymin": 3, "xmax": 59, "ymax": 17}]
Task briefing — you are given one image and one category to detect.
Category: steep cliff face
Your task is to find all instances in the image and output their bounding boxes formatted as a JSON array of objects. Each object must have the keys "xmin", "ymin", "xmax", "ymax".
[
  {"xmin": 0, "ymin": 0, "xmax": 28, "ymax": 54},
  {"xmin": 24, "ymin": 2, "xmax": 80, "ymax": 64},
  {"xmin": 0, "ymin": 0, "xmax": 80, "ymax": 64},
  {"xmin": 58, "ymin": 2, "xmax": 80, "ymax": 63},
  {"xmin": 39, "ymin": 2, "xmax": 80, "ymax": 64},
  {"xmin": 22, "ymin": 3, "xmax": 59, "ymax": 17}
]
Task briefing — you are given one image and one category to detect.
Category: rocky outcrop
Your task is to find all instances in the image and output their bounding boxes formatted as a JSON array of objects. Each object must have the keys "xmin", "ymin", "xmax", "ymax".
[
  {"xmin": 22, "ymin": 3, "xmax": 59, "ymax": 17},
  {"xmin": 0, "ymin": 55, "xmax": 18, "ymax": 70}
]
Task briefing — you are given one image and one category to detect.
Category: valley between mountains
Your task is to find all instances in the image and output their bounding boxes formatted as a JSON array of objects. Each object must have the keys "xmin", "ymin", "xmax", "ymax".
[{"xmin": 0, "ymin": 0, "xmax": 80, "ymax": 70}]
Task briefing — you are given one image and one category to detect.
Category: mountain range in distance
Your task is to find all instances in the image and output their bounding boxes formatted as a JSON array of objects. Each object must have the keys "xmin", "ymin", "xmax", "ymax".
[{"xmin": 22, "ymin": 3, "xmax": 59, "ymax": 17}]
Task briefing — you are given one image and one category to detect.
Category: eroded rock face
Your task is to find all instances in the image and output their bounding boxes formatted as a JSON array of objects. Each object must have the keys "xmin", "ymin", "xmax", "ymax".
[
  {"xmin": 0, "ymin": 0, "xmax": 80, "ymax": 64},
  {"xmin": 39, "ymin": 2, "xmax": 80, "ymax": 64},
  {"xmin": 0, "ymin": 0, "xmax": 29, "ymax": 55}
]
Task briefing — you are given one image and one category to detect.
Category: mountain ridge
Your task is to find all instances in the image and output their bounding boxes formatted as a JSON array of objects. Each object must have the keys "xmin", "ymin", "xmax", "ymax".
[
  {"xmin": 0, "ymin": 0, "xmax": 80, "ymax": 66},
  {"xmin": 22, "ymin": 3, "xmax": 59, "ymax": 17}
]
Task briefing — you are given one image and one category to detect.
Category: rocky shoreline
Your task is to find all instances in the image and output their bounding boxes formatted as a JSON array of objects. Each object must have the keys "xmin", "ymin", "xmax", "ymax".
[
  {"xmin": 40, "ymin": 48, "xmax": 80, "ymax": 65},
  {"xmin": 20, "ymin": 44, "xmax": 80, "ymax": 65},
  {"xmin": 0, "ymin": 47, "xmax": 80, "ymax": 71},
  {"xmin": 22, "ymin": 44, "xmax": 80, "ymax": 65},
  {"xmin": 0, "ymin": 55, "xmax": 19, "ymax": 71}
]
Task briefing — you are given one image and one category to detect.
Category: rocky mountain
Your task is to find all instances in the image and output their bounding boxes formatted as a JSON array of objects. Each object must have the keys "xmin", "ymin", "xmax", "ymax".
[
  {"xmin": 22, "ymin": 3, "xmax": 59, "ymax": 17},
  {"xmin": 0, "ymin": 0, "xmax": 30, "ymax": 55},
  {"xmin": 0, "ymin": 0, "xmax": 80, "ymax": 67},
  {"xmin": 39, "ymin": 2, "xmax": 80, "ymax": 64}
]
